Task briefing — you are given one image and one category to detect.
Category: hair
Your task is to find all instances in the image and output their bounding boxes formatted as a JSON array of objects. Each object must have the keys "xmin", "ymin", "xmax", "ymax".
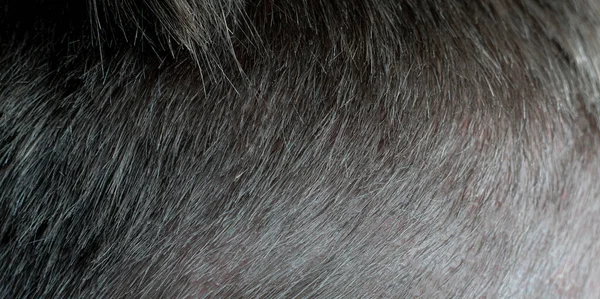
[{"xmin": 2, "ymin": 0, "xmax": 600, "ymax": 298}]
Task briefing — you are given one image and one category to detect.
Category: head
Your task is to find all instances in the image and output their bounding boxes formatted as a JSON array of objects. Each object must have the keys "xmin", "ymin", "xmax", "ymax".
[{"xmin": 2, "ymin": 0, "xmax": 600, "ymax": 297}]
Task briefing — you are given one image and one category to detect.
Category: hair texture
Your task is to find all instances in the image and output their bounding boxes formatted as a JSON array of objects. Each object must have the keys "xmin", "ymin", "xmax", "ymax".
[{"xmin": 2, "ymin": 0, "xmax": 600, "ymax": 298}]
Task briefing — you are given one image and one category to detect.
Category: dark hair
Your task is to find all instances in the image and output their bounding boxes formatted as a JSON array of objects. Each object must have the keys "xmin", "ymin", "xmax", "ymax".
[{"xmin": 2, "ymin": 0, "xmax": 600, "ymax": 297}]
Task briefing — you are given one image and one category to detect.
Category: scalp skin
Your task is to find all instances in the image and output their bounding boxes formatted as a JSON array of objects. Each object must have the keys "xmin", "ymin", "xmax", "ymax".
[{"xmin": 1, "ymin": 1, "xmax": 600, "ymax": 298}]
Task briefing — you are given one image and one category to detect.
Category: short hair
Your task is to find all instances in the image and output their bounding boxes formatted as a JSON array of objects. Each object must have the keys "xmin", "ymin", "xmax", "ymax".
[{"xmin": 2, "ymin": 0, "xmax": 600, "ymax": 297}]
